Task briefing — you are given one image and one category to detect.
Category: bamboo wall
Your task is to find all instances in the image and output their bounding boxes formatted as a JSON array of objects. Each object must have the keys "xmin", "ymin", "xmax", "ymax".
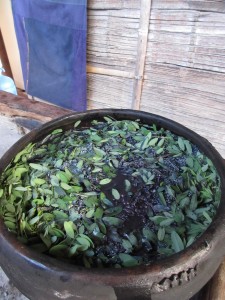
[{"xmin": 86, "ymin": 0, "xmax": 225, "ymax": 157}]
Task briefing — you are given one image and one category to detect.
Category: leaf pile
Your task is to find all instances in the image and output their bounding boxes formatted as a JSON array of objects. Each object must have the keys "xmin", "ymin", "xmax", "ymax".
[{"xmin": 0, "ymin": 117, "xmax": 221, "ymax": 268}]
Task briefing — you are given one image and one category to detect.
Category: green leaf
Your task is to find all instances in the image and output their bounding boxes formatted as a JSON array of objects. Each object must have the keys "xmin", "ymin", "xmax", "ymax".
[
  {"xmin": 160, "ymin": 218, "xmax": 174, "ymax": 227},
  {"xmin": 29, "ymin": 163, "xmax": 48, "ymax": 172},
  {"xmin": 159, "ymin": 192, "xmax": 167, "ymax": 206},
  {"xmin": 112, "ymin": 188, "xmax": 120, "ymax": 200},
  {"xmin": 64, "ymin": 221, "xmax": 75, "ymax": 239},
  {"xmin": 94, "ymin": 207, "xmax": 103, "ymax": 219},
  {"xmin": 74, "ymin": 120, "xmax": 81, "ymax": 128},
  {"xmin": 119, "ymin": 253, "xmax": 139, "ymax": 267},
  {"xmin": 29, "ymin": 215, "xmax": 40, "ymax": 225},
  {"xmin": 148, "ymin": 137, "xmax": 158, "ymax": 146},
  {"xmin": 49, "ymin": 244, "xmax": 67, "ymax": 255},
  {"xmin": 53, "ymin": 210, "xmax": 68, "ymax": 221},
  {"xmin": 4, "ymin": 221, "xmax": 16, "ymax": 230},
  {"xmin": 180, "ymin": 197, "xmax": 190, "ymax": 208},
  {"xmin": 77, "ymin": 160, "xmax": 83, "ymax": 170},
  {"xmin": 14, "ymin": 186, "xmax": 28, "ymax": 191},
  {"xmin": 0, "ymin": 189, "xmax": 3, "ymax": 198},
  {"xmin": 60, "ymin": 182, "xmax": 72, "ymax": 191},
  {"xmin": 76, "ymin": 237, "xmax": 90, "ymax": 251},
  {"xmin": 186, "ymin": 157, "xmax": 194, "ymax": 168},
  {"xmin": 184, "ymin": 140, "xmax": 192, "ymax": 154},
  {"xmin": 158, "ymin": 138, "xmax": 165, "ymax": 147},
  {"xmin": 33, "ymin": 178, "xmax": 46, "ymax": 186},
  {"xmin": 203, "ymin": 211, "xmax": 212, "ymax": 222},
  {"xmin": 102, "ymin": 216, "xmax": 122, "ymax": 226},
  {"xmin": 94, "ymin": 147, "xmax": 106, "ymax": 157},
  {"xmin": 68, "ymin": 244, "xmax": 80, "ymax": 257},
  {"xmin": 202, "ymin": 164, "xmax": 208, "ymax": 172},
  {"xmin": 166, "ymin": 186, "xmax": 175, "ymax": 197},
  {"xmin": 56, "ymin": 171, "xmax": 69, "ymax": 183},
  {"xmin": 86, "ymin": 208, "xmax": 95, "ymax": 218},
  {"xmin": 5, "ymin": 203, "xmax": 15, "ymax": 213},
  {"xmin": 51, "ymin": 128, "xmax": 63, "ymax": 135},
  {"xmin": 171, "ymin": 231, "xmax": 184, "ymax": 252},
  {"xmin": 122, "ymin": 239, "xmax": 133, "ymax": 252},
  {"xmin": 186, "ymin": 236, "xmax": 195, "ymax": 247},
  {"xmin": 156, "ymin": 148, "xmax": 164, "ymax": 155},
  {"xmin": 99, "ymin": 178, "xmax": 112, "ymax": 185},
  {"xmin": 141, "ymin": 136, "xmax": 151, "ymax": 150},
  {"xmin": 50, "ymin": 175, "xmax": 59, "ymax": 186},
  {"xmin": 178, "ymin": 137, "xmax": 185, "ymax": 151},
  {"xmin": 54, "ymin": 159, "xmax": 63, "ymax": 168},
  {"xmin": 157, "ymin": 227, "xmax": 165, "ymax": 241},
  {"xmin": 103, "ymin": 116, "xmax": 113, "ymax": 123},
  {"xmin": 40, "ymin": 234, "xmax": 52, "ymax": 248},
  {"xmin": 125, "ymin": 179, "xmax": 131, "ymax": 192},
  {"xmin": 128, "ymin": 233, "xmax": 138, "ymax": 246},
  {"xmin": 14, "ymin": 167, "xmax": 28, "ymax": 178},
  {"xmin": 142, "ymin": 228, "xmax": 156, "ymax": 242}
]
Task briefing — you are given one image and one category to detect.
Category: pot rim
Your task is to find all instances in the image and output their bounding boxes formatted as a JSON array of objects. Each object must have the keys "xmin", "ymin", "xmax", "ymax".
[{"xmin": 1, "ymin": 109, "xmax": 225, "ymax": 285}]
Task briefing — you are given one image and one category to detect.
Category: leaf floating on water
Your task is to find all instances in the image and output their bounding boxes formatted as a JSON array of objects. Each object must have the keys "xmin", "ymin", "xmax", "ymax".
[
  {"xmin": 86, "ymin": 208, "xmax": 95, "ymax": 219},
  {"xmin": 76, "ymin": 236, "xmax": 91, "ymax": 251},
  {"xmin": 49, "ymin": 244, "xmax": 67, "ymax": 255},
  {"xmin": 94, "ymin": 147, "xmax": 106, "ymax": 157},
  {"xmin": 29, "ymin": 163, "xmax": 48, "ymax": 172},
  {"xmin": 4, "ymin": 221, "xmax": 16, "ymax": 230},
  {"xmin": 171, "ymin": 231, "xmax": 184, "ymax": 253},
  {"xmin": 112, "ymin": 188, "xmax": 120, "ymax": 200},
  {"xmin": 33, "ymin": 178, "xmax": 46, "ymax": 186},
  {"xmin": 5, "ymin": 203, "xmax": 15, "ymax": 213},
  {"xmin": 29, "ymin": 215, "xmax": 40, "ymax": 225},
  {"xmin": 77, "ymin": 160, "xmax": 84, "ymax": 170},
  {"xmin": 14, "ymin": 186, "xmax": 28, "ymax": 191},
  {"xmin": 186, "ymin": 157, "xmax": 194, "ymax": 168},
  {"xmin": 157, "ymin": 227, "xmax": 165, "ymax": 241},
  {"xmin": 103, "ymin": 116, "xmax": 113, "ymax": 123},
  {"xmin": 148, "ymin": 137, "xmax": 158, "ymax": 146},
  {"xmin": 178, "ymin": 137, "xmax": 185, "ymax": 151},
  {"xmin": 102, "ymin": 216, "xmax": 122, "ymax": 226},
  {"xmin": 159, "ymin": 192, "xmax": 167, "ymax": 206},
  {"xmin": 64, "ymin": 221, "xmax": 75, "ymax": 239},
  {"xmin": 122, "ymin": 239, "xmax": 133, "ymax": 252},
  {"xmin": 124, "ymin": 179, "xmax": 131, "ymax": 192},
  {"xmin": 128, "ymin": 233, "xmax": 138, "ymax": 246},
  {"xmin": 202, "ymin": 164, "xmax": 208, "ymax": 172},
  {"xmin": 119, "ymin": 253, "xmax": 139, "ymax": 267},
  {"xmin": 51, "ymin": 128, "xmax": 63, "ymax": 135},
  {"xmin": 156, "ymin": 147, "xmax": 164, "ymax": 155},
  {"xmin": 157, "ymin": 138, "xmax": 165, "ymax": 147},
  {"xmin": 99, "ymin": 178, "xmax": 112, "ymax": 185},
  {"xmin": 60, "ymin": 182, "xmax": 72, "ymax": 191},
  {"xmin": 142, "ymin": 228, "xmax": 156, "ymax": 242},
  {"xmin": 74, "ymin": 120, "xmax": 81, "ymax": 128},
  {"xmin": 184, "ymin": 140, "xmax": 192, "ymax": 154}
]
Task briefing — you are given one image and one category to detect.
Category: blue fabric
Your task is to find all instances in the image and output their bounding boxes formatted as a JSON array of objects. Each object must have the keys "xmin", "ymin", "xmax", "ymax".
[{"xmin": 12, "ymin": 0, "xmax": 87, "ymax": 111}]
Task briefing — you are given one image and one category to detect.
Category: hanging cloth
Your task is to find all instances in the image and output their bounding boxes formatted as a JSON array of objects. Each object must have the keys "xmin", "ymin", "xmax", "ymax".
[{"xmin": 12, "ymin": 0, "xmax": 87, "ymax": 111}]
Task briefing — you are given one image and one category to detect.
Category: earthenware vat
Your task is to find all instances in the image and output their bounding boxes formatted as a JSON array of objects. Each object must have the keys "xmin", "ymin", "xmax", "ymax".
[{"xmin": 0, "ymin": 109, "xmax": 225, "ymax": 300}]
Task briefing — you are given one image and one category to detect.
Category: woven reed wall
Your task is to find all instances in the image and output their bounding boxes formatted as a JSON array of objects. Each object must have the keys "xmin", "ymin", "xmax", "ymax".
[{"xmin": 86, "ymin": 0, "xmax": 225, "ymax": 157}]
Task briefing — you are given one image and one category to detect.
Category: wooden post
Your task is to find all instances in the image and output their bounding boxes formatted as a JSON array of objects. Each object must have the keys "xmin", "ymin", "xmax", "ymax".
[
  {"xmin": 200, "ymin": 260, "xmax": 225, "ymax": 300},
  {"xmin": 0, "ymin": 29, "xmax": 13, "ymax": 79},
  {"xmin": 131, "ymin": 0, "xmax": 152, "ymax": 110}
]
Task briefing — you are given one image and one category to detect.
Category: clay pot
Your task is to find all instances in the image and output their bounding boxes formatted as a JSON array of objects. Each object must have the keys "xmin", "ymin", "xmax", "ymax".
[{"xmin": 0, "ymin": 109, "xmax": 225, "ymax": 300}]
